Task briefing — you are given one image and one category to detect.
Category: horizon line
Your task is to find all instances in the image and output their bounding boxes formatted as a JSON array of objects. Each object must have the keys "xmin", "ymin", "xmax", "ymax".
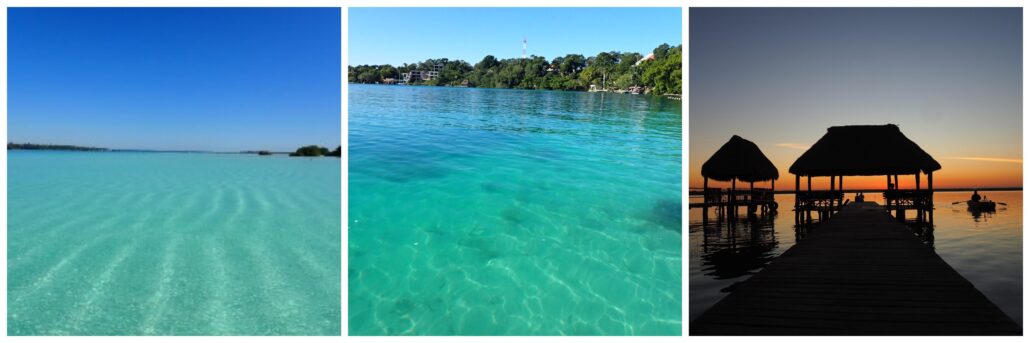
[
  {"xmin": 687, "ymin": 187, "xmax": 1024, "ymax": 194},
  {"xmin": 8, "ymin": 142, "xmax": 341, "ymax": 154}
]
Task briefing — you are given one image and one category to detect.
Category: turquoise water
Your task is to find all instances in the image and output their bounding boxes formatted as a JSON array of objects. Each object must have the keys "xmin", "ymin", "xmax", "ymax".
[
  {"xmin": 689, "ymin": 191, "xmax": 1022, "ymax": 325},
  {"xmin": 348, "ymin": 84, "xmax": 682, "ymax": 335},
  {"xmin": 8, "ymin": 151, "xmax": 341, "ymax": 335}
]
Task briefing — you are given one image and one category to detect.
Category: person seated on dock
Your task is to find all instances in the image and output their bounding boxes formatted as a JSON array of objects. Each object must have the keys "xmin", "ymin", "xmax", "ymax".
[
  {"xmin": 855, "ymin": 192, "xmax": 864, "ymax": 202},
  {"xmin": 971, "ymin": 190, "xmax": 982, "ymax": 202}
]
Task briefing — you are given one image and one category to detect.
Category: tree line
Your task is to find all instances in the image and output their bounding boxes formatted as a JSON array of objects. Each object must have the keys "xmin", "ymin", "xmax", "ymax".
[
  {"xmin": 349, "ymin": 43, "xmax": 681, "ymax": 95},
  {"xmin": 286, "ymin": 145, "xmax": 341, "ymax": 157},
  {"xmin": 8, "ymin": 142, "xmax": 108, "ymax": 151}
]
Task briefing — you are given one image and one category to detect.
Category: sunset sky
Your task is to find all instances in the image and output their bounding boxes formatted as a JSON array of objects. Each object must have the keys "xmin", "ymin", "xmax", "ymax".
[{"xmin": 689, "ymin": 8, "xmax": 1022, "ymax": 190}]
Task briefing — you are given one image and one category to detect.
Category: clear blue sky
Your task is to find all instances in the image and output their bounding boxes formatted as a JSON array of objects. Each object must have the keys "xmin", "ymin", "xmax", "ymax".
[
  {"xmin": 690, "ymin": 8, "xmax": 1022, "ymax": 189},
  {"xmin": 9, "ymin": 8, "xmax": 341, "ymax": 152},
  {"xmin": 348, "ymin": 7, "xmax": 682, "ymax": 66}
]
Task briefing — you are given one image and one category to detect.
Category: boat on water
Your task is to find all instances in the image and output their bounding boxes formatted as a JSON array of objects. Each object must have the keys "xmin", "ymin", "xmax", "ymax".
[{"xmin": 967, "ymin": 200, "xmax": 997, "ymax": 211}]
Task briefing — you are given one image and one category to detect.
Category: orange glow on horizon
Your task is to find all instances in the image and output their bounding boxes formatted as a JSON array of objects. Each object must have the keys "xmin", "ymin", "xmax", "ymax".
[
  {"xmin": 947, "ymin": 156, "xmax": 1022, "ymax": 164},
  {"xmin": 689, "ymin": 155, "xmax": 1022, "ymax": 190}
]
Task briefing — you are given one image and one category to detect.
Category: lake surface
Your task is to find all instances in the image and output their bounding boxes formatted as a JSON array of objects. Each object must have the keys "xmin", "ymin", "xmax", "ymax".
[
  {"xmin": 349, "ymin": 84, "xmax": 682, "ymax": 335},
  {"xmin": 689, "ymin": 191, "xmax": 1023, "ymax": 325},
  {"xmin": 8, "ymin": 151, "xmax": 341, "ymax": 335}
]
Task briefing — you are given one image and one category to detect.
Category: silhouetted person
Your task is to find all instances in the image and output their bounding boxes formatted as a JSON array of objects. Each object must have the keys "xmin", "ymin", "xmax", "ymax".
[{"xmin": 971, "ymin": 190, "xmax": 981, "ymax": 202}]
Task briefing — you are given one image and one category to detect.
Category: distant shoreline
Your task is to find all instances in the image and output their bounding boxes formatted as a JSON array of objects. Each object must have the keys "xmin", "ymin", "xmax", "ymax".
[
  {"xmin": 8, "ymin": 143, "xmax": 336, "ymax": 156},
  {"xmin": 7, "ymin": 142, "xmax": 107, "ymax": 151},
  {"xmin": 9, "ymin": 147, "xmax": 264, "ymax": 154},
  {"xmin": 349, "ymin": 82, "xmax": 683, "ymax": 99}
]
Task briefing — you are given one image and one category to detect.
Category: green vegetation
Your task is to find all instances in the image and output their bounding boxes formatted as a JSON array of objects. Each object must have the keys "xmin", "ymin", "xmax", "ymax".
[
  {"xmin": 257, "ymin": 150, "xmax": 272, "ymax": 156},
  {"xmin": 327, "ymin": 146, "xmax": 341, "ymax": 157},
  {"xmin": 290, "ymin": 145, "xmax": 330, "ymax": 157},
  {"xmin": 8, "ymin": 142, "xmax": 108, "ymax": 151},
  {"xmin": 349, "ymin": 43, "xmax": 682, "ymax": 95}
]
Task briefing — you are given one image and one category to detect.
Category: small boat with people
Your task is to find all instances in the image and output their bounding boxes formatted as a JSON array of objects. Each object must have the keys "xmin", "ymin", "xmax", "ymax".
[
  {"xmin": 957, "ymin": 190, "xmax": 1003, "ymax": 212},
  {"xmin": 966, "ymin": 199, "xmax": 996, "ymax": 211}
]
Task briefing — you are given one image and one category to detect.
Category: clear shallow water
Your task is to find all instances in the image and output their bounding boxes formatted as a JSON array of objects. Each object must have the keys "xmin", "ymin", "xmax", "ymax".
[
  {"xmin": 349, "ymin": 84, "xmax": 682, "ymax": 335},
  {"xmin": 689, "ymin": 191, "xmax": 1022, "ymax": 325},
  {"xmin": 8, "ymin": 151, "xmax": 341, "ymax": 335}
]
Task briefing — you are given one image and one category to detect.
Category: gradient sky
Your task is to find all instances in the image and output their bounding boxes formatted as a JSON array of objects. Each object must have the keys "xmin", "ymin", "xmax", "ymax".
[
  {"xmin": 9, "ymin": 8, "xmax": 341, "ymax": 152},
  {"xmin": 690, "ymin": 8, "xmax": 1022, "ymax": 190},
  {"xmin": 348, "ymin": 7, "xmax": 682, "ymax": 66}
]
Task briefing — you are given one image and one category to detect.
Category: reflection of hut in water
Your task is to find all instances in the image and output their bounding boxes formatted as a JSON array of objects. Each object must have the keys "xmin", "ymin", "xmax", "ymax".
[
  {"xmin": 697, "ymin": 135, "xmax": 779, "ymax": 222},
  {"xmin": 789, "ymin": 124, "xmax": 941, "ymax": 225},
  {"xmin": 699, "ymin": 215, "xmax": 778, "ymax": 281}
]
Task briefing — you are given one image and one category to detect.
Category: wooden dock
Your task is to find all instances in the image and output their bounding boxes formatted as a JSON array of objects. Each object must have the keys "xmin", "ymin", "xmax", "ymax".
[{"xmin": 691, "ymin": 202, "xmax": 1021, "ymax": 335}]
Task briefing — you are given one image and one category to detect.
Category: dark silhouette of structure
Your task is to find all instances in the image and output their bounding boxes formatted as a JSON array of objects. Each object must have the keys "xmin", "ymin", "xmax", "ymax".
[
  {"xmin": 697, "ymin": 135, "xmax": 779, "ymax": 223},
  {"xmin": 789, "ymin": 124, "xmax": 941, "ymax": 225}
]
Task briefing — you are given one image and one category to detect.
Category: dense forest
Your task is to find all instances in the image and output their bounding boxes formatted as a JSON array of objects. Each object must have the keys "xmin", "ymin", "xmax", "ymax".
[{"xmin": 349, "ymin": 43, "xmax": 682, "ymax": 95}]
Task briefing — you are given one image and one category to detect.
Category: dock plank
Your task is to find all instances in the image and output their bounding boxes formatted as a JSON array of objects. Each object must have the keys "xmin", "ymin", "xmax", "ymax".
[{"xmin": 691, "ymin": 202, "xmax": 1021, "ymax": 335}]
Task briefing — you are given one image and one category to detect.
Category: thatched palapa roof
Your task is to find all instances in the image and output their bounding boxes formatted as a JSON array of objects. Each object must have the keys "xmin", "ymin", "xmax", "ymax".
[
  {"xmin": 702, "ymin": 135, "xmax": 779, "ymax": 182},
  {"xmin": 789, "ymin": 124, "xmax": 941, "ymax": 176}
]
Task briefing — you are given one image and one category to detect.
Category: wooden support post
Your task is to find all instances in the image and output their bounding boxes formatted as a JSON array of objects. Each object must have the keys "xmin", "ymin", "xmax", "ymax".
[
  {"xmin": 750, "ymin": 181, "xmax": 756, "ymax": 214},
  {"xmin": 839, "ymin": 175, "xmax": 844, "ymax": 211},
  {"xmin": 830, "ymin": 175, "xmax": 836, "ymax": 213},
  {"xmin": 894, "ymin": 174, "xmax": 900, "ymax": 217},
  {"xmin": 885, "ymin": 175, "xmax": 892, "ymax": 208},
  {"xmin": 731, "ymin": 179, "xmax": 736, "ymax": 219},
  {"xmin": 795, "ymin": 175, "xmax": 800, "ymax": 224},
  {"xmin": 928, "ymin": 172, "xmax": 933, "ymax": 192},
  {"xmin": 929, "ymin": 171, "xmax": 934, "ymax": 228},
  {"xmin": 806, "ymin": 176, "xmax": 812, "ymax": 220},
  {"xmin": 702, "ymin": 177, "xmax": 709, "ymax": 225},
  {"xmin": 916, "ymin": 172, "xmax": 922, "ymax": 222}
]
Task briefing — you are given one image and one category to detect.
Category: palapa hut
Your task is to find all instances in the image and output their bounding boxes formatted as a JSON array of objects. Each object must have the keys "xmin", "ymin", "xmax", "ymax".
[
  {"xmin": 789, "ymin": 124, "xmax": 941, "ymax": 219},
  {"xmin": 701, "ymin": 135, "xmax": 779, "ymax": 213}
]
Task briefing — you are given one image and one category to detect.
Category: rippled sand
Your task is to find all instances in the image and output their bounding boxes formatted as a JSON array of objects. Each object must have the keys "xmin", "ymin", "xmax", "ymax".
[{"xmin": 8, "ymin": 152, "xmax": 341, "ymax": 335}]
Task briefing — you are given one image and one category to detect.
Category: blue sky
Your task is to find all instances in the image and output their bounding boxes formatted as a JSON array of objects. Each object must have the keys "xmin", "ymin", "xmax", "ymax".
[
  {"xmin": 690, "ymin": 8, "xmax": 1022, "ymax": 189},
  {"xmin": 348, "ymin": 7, "xmax": 682, "ymax": 66},
  {"xmin": 9, "ymin": 8, "xmax": 341, "ymax": 152}
]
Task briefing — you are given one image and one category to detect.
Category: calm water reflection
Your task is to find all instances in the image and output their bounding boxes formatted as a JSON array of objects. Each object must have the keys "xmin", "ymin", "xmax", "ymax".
[{"xmin": 689, "ymin": 191, "xmax": 1022, "ymax": 325}]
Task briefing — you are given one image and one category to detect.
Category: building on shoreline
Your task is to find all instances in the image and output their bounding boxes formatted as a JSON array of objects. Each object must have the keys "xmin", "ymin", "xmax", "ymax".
[{"xmin": 401, "ymin": 64, "xmax": 443, "ymax": 84}]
